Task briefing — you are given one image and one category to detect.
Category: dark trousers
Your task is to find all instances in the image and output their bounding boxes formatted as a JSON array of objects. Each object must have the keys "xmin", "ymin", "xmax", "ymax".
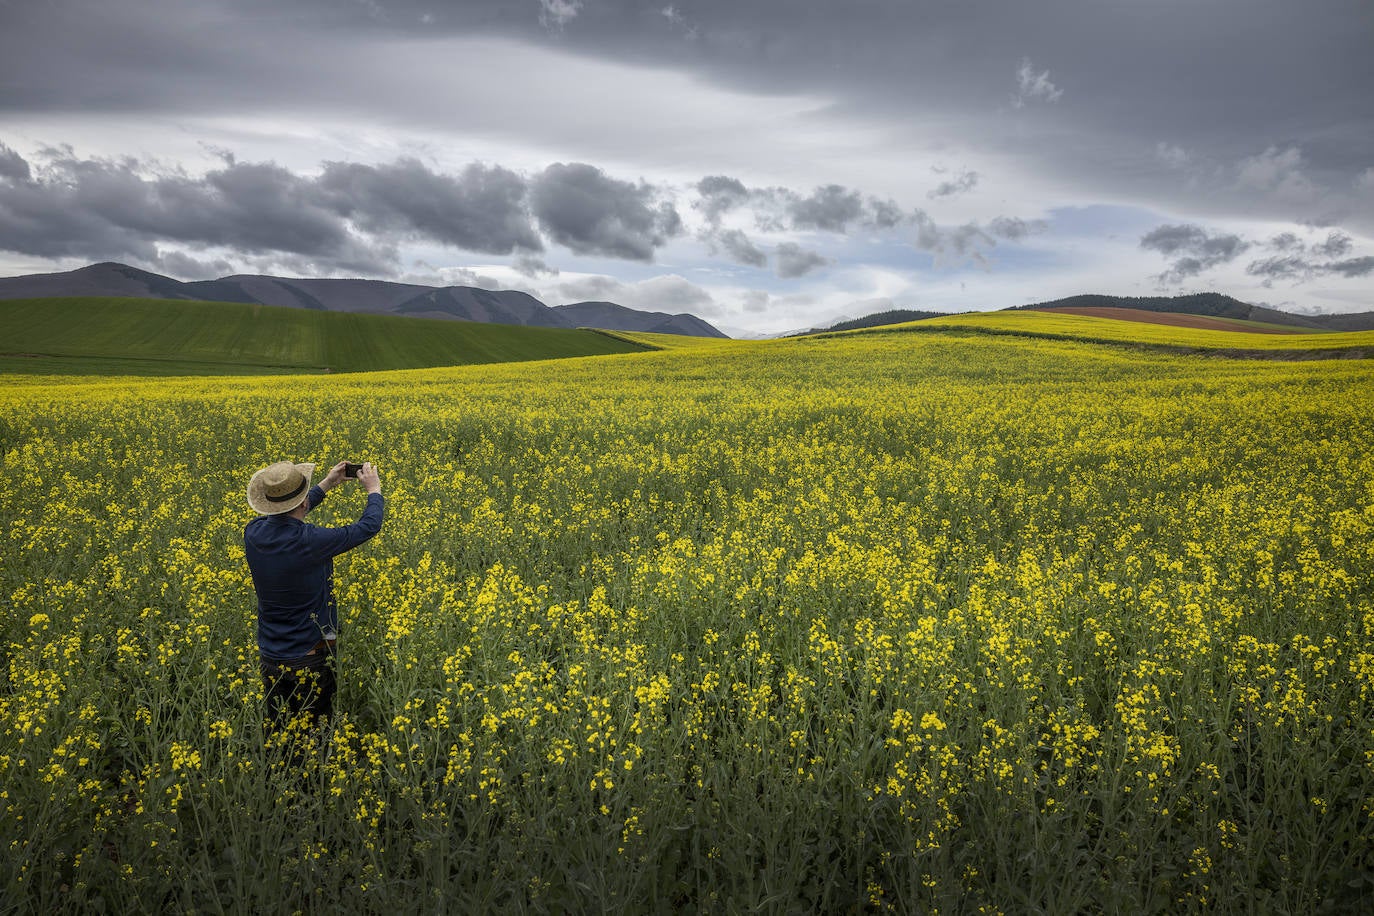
[{"xmin": 261, "ymin": 649, "xmax": 337, "ymax": 738}]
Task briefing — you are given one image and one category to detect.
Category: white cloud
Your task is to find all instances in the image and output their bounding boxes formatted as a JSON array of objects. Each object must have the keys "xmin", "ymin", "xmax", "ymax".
[
  {"xmin": 513, "ymin": 253, "xmax": 559, "ymax": 278},
  {"xmin": 741, "ymin": 289, "xmax": 770, "ymax": 313},
  {"xmin": 1155, "ymin": 143, "xmax": 1189, "ymax": 169},
  {"xmin": 1013, "ymin": 57, "xmax": 1063, "ymax": 108},
  {"xmin": 1236, "ymin": 146, "xmax": 1316, "ymax": 201},
  {"xmin": 553, "ymin": 272, "xmax": 721, "ymax": 315},
  {"xmin": 539, "ymin": 0, "xmax": 582, "ymax": 30},
  {"xmin": 774, "ymin": 242, "xmax": 831, "ymax": 278},
  {"xmin": 1237, "ymin": 146, "xmax": 1299, "ymax": 187},
  {"xmin": 404, "ymin": 262, "xmax": 517, "ymax": 291}
]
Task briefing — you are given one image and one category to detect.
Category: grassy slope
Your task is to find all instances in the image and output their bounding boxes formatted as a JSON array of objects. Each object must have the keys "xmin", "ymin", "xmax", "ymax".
[
  {"xmin": 611, "ymin": 330, "xmax": 752, "ymax": 350},
  {"xmin": 0, "ymin": 354, "xmax": 314, "ymax": 377},
  {"xmin": 1030, "ymin": 310, "xmax": 1330, "ymax": 334},
  {"xmin": 823, "ymin": 309, "xmax": 1374, "ymax": 353},
  {"xmin": 0, "ymin": 296, "xmax": 649, "ymax": 374}
]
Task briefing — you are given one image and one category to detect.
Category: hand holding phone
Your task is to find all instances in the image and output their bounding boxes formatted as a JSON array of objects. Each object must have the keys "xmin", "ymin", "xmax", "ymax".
[{"xmin": 356, "ymin": 461, "xmax": 382, "ymax": 495}]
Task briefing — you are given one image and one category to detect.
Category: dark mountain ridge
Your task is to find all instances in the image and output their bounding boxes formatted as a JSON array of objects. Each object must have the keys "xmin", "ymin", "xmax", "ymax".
[
  {"xmin": 0, "ymin": 262, "xmax": 727, "ymax": 338},
  {"xmin": 552, "ymin": 301, "xmax": 724, "ymax": 338}
]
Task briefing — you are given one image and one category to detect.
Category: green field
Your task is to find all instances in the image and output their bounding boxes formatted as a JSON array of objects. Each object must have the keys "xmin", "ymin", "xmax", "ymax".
[
  {"xmin": 599, "ymin": 329, "xmax": 746, "ymax": 350},
  {"xmin": 0, "ymin": 297, "xmax": 653, "ymax": 374},
  {"xmin": 3, "ymin": 313, "xmax": 1374, "ymax": 911}
]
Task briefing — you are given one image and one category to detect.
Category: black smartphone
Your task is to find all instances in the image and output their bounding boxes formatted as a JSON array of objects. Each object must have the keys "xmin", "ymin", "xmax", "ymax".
[{"xmin": 344, "ymin": 462, "xmax": 363, "ymax": 478}]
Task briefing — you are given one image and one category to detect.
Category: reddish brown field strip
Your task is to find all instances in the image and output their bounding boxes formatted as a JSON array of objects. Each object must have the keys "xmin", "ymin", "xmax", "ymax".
[{"xmin": 1028, "ymin": 306, "xmax": 1305, "ymax": 334}]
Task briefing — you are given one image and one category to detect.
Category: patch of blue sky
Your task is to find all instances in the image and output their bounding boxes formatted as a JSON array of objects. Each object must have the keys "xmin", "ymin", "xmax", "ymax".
[{"xmin": 1044, "ymin": 203, "xmax": 1164, "ymax": 241}]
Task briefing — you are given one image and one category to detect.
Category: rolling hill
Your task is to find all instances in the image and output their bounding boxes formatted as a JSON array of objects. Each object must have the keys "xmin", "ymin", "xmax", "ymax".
[
  {"xmin": 0, "ymin": 296, "xmax": 652, "ymax": 375},
  {"xmin": 796, "ymin": 308, "xmax": 952, "ymax": 335},
  {"xmin": 808, "ymin": 292, "xmax": 1374, "ymax": 336},
  {"xmin": 0, "ymin": 262, "xmax": 727, "ymax": 338},
  {"xmin": 819, "ymin": 308, "xmax": 1374, "ymax": 357},
  {"xmin": 1014, "ymin": 292, "xmax": 1374, "ymax": 331}
]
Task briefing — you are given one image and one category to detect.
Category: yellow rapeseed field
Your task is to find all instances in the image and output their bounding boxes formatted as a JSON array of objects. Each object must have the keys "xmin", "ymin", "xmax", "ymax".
[
  {"xmin": 2, "ymin": 329, "xmax": 1372, "ymax": 912},
  {"xmin": 859, "ymin": 308, "xmax": 1374, "ymax": 352}
]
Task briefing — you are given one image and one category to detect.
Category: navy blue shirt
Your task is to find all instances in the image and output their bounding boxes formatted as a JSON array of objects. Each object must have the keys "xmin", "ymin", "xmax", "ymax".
[{"xmin": 244, "ymin": 484, "xmax": 385, "ymax": 661}]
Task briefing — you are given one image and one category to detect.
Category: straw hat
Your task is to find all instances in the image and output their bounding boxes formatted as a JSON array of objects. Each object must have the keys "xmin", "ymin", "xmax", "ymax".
[{"xmin": 247, "ymin": 461, "xmax": 316, "ymax": 515}]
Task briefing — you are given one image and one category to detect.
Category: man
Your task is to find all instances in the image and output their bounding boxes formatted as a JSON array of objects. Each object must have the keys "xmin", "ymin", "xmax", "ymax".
[{"xmin": 244, "ymin": 459, "xmax": 384, "ymax": 737}]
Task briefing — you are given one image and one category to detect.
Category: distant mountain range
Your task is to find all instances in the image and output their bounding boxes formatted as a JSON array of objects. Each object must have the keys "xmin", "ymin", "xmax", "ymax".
[
  {"xmin": 0, "ymin": 262, "xmax": 727, "ymax": 338},
  {"xmin": 805, "ymin": 292, "xmax": 1374, "ymax": 334}
]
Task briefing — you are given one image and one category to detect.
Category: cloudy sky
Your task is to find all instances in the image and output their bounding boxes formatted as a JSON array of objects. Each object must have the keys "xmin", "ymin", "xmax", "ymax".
[{"xmin": 1, "ymin": 0, "xmax": 1371, "ymax": 334}]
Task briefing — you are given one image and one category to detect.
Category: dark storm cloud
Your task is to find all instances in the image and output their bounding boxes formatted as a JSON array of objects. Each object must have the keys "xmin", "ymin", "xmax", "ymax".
[
  {"xmin": 184, "ymin": 161, "xmax": 370, "ymax": 261},
  {"xmin": 317, "ymin": 159, "xmax": 543, "ymax": 254},
  {"xmin": 261, "ymin": 3, "xmax": 1365, "ymax": 184},
  {"xmin": 774, "ymin": 243, "xmax": 830, "ymax": 279},
  {"xmin": 0, "ymin": 158, "xmax": 160, "ymax": 263},
  {"xmin": 0, "ymin": 142, "xmax": 30, "ymax": 182},
  {"xmin": 530, "ymin": 163, "xmax": 682, "ymax": 261},
  {"xmin": 0, "ymin": 144, "xmax": 693, "ymax": 273},
  {"xmin": 7, "ymin": 3, "xmax": 1371, "ymax": 160},
  {"xmin": 0, "ymin": 147, "xmax": 390, "ymax": 272},
  {"xmin": 5, "ymin": 2, "xmax": 1371, "ymax": 239},
  {"xmin": 1141, "ymin": 224, "xmax": 1249, "ymax": 283}
]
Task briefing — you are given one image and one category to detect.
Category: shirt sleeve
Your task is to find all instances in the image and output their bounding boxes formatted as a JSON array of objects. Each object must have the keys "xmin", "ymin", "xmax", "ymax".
[
  {"xmin": 305, "ymin": 484, "xmax": 327, "ymax": 513},
  {"xmin": 303, "ymin": 493, "xmax": 385, "ymax": 559}
]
